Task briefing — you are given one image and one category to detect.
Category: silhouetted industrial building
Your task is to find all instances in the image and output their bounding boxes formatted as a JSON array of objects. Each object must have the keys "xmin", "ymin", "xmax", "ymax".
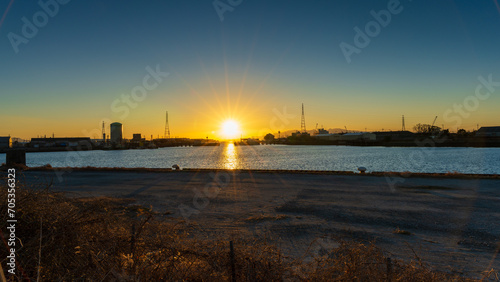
[
  {"xmin": 132, "ymin": 134, "xmax": 144, "ymax": 141},
  {"xmin": 30, "ymin": 137, "xmax": 92, "ymax": 149},
  {"xmin": 372, "ymin": 131, "xmax": 415, "ymax": 141},
  {"xmin": 476, "ymin": 126, "xmax": 500, "ymax": 137},
  {"xmin": 0, "ymin": 136, "xmax": 11, "ymax": 149},
  {"xmin": 110, "ymin": 122, "xmax": 123, "ymax": 143}
]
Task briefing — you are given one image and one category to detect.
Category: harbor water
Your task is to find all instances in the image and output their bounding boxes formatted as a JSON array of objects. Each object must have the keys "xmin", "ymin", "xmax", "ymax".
[{"xmin": 3, "ymin": 144, "xmax": 499, "ymax": 174}]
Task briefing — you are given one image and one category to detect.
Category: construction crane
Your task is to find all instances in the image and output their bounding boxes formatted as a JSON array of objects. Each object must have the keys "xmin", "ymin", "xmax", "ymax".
[{"xmin": 431, "ymin": 116, "xmax": 438, "ymax": 129}]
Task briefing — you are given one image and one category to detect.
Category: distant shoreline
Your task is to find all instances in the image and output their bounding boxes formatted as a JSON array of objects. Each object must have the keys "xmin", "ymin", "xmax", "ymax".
[{"xmin": 2, "ymin": 140, "xmax": 500, "ymax": 154}]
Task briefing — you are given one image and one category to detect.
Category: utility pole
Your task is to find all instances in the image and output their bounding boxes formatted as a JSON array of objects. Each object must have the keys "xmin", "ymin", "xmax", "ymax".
[
  {"xmin": 102, "ymin": 121, "xmax": 106, "ymax": 141},
  {"xmin": 402, "ymin": 115, "xmax": 405, "ymax": 131}
]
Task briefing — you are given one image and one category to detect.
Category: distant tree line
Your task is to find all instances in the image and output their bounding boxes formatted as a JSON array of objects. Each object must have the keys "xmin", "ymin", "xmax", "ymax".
[{"xmin": 413, "ymin": 123, "xmax": 441, "ymax": 134}]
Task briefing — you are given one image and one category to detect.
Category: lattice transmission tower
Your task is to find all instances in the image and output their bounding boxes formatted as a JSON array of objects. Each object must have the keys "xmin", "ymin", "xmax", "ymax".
[{"xmin": 164, "ymin": 111, "xmax": 170, "ymax": 138}]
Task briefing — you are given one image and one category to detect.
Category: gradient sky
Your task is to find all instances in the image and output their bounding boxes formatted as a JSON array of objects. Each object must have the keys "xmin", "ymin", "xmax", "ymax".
[{"xmin": 1, "ymin": 0, "xmax": 500, "ymax": 140}]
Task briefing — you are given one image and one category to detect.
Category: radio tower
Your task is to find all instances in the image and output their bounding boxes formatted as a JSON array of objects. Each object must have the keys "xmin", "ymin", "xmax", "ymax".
[
  {"xmin": 164, "ymin": 111, "xmax": 170, "ymax": 139},
  {"xmin": 301, "ymin": 103, "xmax": 306, "ymax": 133},
  {"xmin": 402, "ymin": 115, "xmax": 406, "ymax": 131}
]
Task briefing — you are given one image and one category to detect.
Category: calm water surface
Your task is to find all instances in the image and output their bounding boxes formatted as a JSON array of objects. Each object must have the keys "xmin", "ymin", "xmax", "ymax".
[{"xmin": 2, "ymin": 144, "xmax": 500, "ymax": 174}]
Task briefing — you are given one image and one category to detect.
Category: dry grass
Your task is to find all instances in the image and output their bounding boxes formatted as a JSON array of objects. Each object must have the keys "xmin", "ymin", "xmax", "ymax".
[{"xmin": 0, "ymin": 176, "xmax": 484, "ymax": 281}]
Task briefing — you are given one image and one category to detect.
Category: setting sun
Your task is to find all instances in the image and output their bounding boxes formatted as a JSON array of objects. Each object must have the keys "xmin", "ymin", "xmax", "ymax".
[{"xmin": 220, "ymin": 120, "xmax": 241, "ymax": 139}]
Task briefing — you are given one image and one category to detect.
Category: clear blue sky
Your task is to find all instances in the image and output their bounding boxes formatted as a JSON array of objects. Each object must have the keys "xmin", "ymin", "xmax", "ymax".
[{"xmin": 1, "ymin": 0, "xmax": 499, "ymax": 139}]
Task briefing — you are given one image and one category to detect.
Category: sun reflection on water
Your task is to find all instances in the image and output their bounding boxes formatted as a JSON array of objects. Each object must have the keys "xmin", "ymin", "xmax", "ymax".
[{"xmin": 223, "ymin": 142, "xmax": 239, "ymax": 169}]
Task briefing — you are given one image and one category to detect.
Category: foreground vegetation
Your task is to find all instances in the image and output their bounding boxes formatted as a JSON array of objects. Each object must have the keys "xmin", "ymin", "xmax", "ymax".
[{"xmin": 0, "ymin": 177, "xmax": 494, "ymax": 281}]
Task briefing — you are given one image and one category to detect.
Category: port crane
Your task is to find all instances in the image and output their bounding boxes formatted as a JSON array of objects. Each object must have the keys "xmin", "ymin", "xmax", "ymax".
[{"xmin": 431, "ymin": 116, "xmax": 438, "ymax": 128}]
